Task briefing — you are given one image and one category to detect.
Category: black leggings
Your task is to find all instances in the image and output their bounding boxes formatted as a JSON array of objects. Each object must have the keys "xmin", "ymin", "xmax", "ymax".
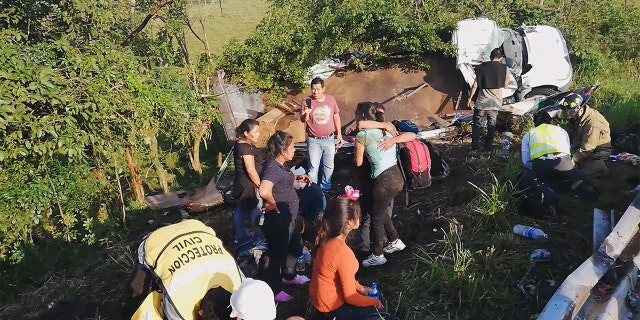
[
  {"xmin": 261, "ymin": 211, "xmax": 302, "ymax": 293},
  {"xmin": 371, "ymin": 165, "xmax": 404, "ymax": 256}
]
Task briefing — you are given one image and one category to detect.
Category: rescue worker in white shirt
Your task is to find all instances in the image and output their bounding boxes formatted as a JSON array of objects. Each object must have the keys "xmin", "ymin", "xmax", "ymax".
[
  {"xmin": 521, "ymin": 112, "xmax": 599, "ymax": 202},
  {"xmin": 123, "ymin": 219, "xmax": 243, "ymax": 320}
]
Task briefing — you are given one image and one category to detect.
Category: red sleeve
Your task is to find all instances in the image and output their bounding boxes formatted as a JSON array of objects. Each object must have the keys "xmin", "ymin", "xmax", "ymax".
[{"xmin": 335, "ymin": 245, "xmax": 379, "ymax": 307}]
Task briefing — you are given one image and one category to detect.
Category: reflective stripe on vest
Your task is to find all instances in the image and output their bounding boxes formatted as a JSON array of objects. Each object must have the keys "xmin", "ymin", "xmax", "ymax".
[
  {"xmin": 137, "ymin": 220, "xmax": 241, "ymax": 320},
  {"xmin": 529, "ymin": 124, "xmax": 569, "ymax": 160}
]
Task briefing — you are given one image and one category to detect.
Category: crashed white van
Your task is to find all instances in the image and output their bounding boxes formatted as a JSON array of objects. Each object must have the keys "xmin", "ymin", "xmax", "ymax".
[{"xmin": 452, "ymin": 18, "xmax": 572, "ymax": 104}]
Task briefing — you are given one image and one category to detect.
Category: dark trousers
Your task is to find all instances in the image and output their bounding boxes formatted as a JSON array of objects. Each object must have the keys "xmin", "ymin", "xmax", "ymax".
[
  {"xmin": 471, "ymin": 108, "xmax": 498, "ymax": 151},
  {"xmin": 326, "ymin": 304, "xmax": 387, "ymax": 320},
  {"xmin": 371, "ymin": 165, "xmax": 404, "ymax": 256},
  {"xmin": 261, "ymin": 211, "xmax": 302, "ymax": 293},
  {"xmin": 532, "ymin": 155, "xmax": 585, "ymax": 186}
]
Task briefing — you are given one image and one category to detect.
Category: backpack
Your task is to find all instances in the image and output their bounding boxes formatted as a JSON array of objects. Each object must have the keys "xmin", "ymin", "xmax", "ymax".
[
  {"xmin": 234, "ymin": 234, "xmax": 268, "ymax": 278},
  {"xmin": 515, "ymin": 170, "xmax": 558, "ymax": 218},
  {"xmin": 397, "ymin": 140, "xmax": 432, "ymax": 190},
  {"xmin": 423, "ymin": 140, "xmax": 450, "ymax": 180}
]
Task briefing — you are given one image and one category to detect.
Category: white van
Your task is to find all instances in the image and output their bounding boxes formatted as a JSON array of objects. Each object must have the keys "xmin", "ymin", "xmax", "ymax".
[{"xmin": 452, "ymin": 18, "xmax": 572, "ymax": 104}]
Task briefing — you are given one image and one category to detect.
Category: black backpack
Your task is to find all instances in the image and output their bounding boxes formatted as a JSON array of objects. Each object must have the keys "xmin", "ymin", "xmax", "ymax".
[
  {"xmin": 423, "ymin": 140, "xmax": 450, "ymax": 180},
  {"xmin": 515, "ymin": 170, "xmax": 558, "ymax": 218}
]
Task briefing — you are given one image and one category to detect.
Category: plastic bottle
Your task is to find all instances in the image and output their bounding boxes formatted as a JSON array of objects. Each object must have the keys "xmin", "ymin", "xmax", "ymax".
[
  {"xmin": 368, "ymin": 282, "xmax": 380, "ymax": 300},
  {"xmin": 295, "ymin": 254, "xmax": 306, "ymax": 272},
  {"xmin": 513, "ymin": 224, "xmax": 548, "ymax": 239},
  {"xmin": 501, "ymin": 137, "xmax": 511, "ymax": 159},
  {"xmin": 529, "ymin": 249, "xmax": 551, "ymax": 260},
  {"xmin": 302, "ymin": 251, "xmax": 312, "ymax": 265}
]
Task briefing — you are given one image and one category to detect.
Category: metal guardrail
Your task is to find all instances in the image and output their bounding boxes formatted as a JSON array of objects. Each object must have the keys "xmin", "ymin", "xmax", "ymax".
[{"xmin": 538, "ymin": 192, "xmax": 640, "ymax": 319}]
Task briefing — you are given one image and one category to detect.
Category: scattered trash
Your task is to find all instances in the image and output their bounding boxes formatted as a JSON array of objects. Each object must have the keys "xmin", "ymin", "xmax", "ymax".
[
  {"xmin": 513, "ymin": 224, "xmax": 548, "ymax": 239},
  {"xmin": 626, "ymin": 289, "xmax": 640, "ymax": 313},
  {"xmin": 518, "ymin": 249, "xmax": 552, "ymax": 299},
  {"xmin": 501, "ymin": 136, "xmax": 511, "ymax": 159},
  {"xmin": 529, "ymin": 249, "xmax": 551, "ymax": 260},
  {"xmin": 416, "ymin": 208, "xmax": 422, "ymax": 215}
]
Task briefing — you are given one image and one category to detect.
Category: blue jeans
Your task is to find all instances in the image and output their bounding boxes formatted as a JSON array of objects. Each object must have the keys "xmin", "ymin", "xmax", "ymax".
[
  {"xmin": 233, "ymin": 191, "xmax": 262, "ymax": 240},
  {"xmin": 307, "ymin": 136, "xmax": 336, "ymax": 190},
  {"xmin": 234, "ymin": 205, "xmax": 261, "ymax": 240}
]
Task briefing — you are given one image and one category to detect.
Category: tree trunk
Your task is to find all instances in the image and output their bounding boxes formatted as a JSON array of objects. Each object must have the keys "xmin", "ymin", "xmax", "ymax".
[
  {"xmin": 189, "ymin": 118, "xmax": 211, "ymax": 181},
  {"xmin": 125, "ymin": 145, "xmax": 145, "ymax": 204},
  {"xmin": 147, "ymin": 132, "xmax": 170, "ymax": 193},
  {"xmin": 121, "ymin": 0, "xmax": 174, "ymax": 46}
]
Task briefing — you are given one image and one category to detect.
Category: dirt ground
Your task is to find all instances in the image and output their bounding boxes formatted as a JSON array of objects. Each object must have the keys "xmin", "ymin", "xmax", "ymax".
[{"xmin": 6, "ymin": 60, "xmax": 640, "ymax": 320}]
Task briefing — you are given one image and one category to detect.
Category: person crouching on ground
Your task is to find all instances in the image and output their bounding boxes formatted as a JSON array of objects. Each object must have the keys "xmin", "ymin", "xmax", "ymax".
[
  {"xmin": 200, "ymin": 278, "xmax": 306, "ymax": 320},
  {"xmin": 354, "ymin": 101, "xmax": 414, "ymax": 267},
  {"xmin": 310, "ymin": 195, "xmax": 392, "ymax": 320},
  {"xmin": 123, "ymin": 219, "xmax": 242, "ymax": 320},
  {"xmin": 259, "ymin": 131, "xmax": 311, "ymax": 302},
  {"xmin": 558, "ymin": 93, "xmax": 612, "ymax": 178},
  {"xmin": 521, "ymin": 112, "xmax": 599, "ymax": 201}
]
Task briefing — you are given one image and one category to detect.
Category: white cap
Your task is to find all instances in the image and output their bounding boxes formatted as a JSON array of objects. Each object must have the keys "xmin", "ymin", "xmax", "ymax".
[{"xmin": 230, "ymin": 278, "xmax": 276, "ymax": 320}]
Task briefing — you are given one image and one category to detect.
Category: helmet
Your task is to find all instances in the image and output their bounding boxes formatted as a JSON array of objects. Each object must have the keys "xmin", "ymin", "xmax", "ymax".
[{"xmin": 560, "ymin": 93, "xmax": 584, "ymax": 110}]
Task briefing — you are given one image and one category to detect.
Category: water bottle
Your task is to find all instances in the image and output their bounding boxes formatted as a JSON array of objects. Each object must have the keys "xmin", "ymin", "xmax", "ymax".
[
  {"xmin": 368, "ymin": 282, "xmax": 380, "ymax": 299},
  {"xmin": 529, "ymin": 249, "xmax": 551, "ymax": 261},
  {"xmin": 302, "ymin": 251, "xmax": 312, "ymax": 265},
  {"xmin": 501, "ymin": 137, "xmax": 510, "ymax": 159},
  {"xmin": 513, "ymin": 224, "xmax": 548, "ymax": 239},
  {"xmin": 295, "ymin": 254, "xmax": 306, "ymax": 272}
]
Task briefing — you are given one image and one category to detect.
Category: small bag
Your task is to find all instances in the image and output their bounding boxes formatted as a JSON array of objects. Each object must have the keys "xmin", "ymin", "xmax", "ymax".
[{"xmin": 423, "ymin": 140, "xmax": 450, "ymax": 180}]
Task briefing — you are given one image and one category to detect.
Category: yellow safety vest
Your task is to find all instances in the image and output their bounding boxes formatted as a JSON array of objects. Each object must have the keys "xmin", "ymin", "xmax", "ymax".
[
  {"xmin": 529, "ymin": 124, "xmax": 570, "ymax": 160},
  {"xmin": 132, "ymin": 220, "xmax": 242, "ymax": 320}
]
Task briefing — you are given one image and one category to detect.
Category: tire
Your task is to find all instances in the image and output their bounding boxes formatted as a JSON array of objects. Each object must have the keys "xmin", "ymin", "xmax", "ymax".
[{"xmin": 524, "ymin": 87, "xmax": 559, "ymax": 100}]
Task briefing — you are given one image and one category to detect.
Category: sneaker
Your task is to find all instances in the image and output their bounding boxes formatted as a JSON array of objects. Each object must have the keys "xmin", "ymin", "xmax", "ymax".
[
  {"xmin": 274, "ymin": 291, "xmax": 294, "ymax": 303},
  {"xmin": 383, "ymin": 239, "xmax": 406, "ymax": 254},
  {"xmin": 362, "ymin": 254, "xmax": 387, "ymax": 267},
  {"xmin": 282, "ymin": 275, "xmax": 308, "ymax": 285}
]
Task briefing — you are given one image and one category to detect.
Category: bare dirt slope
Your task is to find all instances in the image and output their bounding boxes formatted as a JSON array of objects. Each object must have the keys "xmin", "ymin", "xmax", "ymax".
[{"xmin": 289, "ymin": 55, "xmax": 468, "ymax": 129}]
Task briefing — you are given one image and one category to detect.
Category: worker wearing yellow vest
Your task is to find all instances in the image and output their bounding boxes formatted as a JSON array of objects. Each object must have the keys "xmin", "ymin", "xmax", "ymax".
[
  {"xmin": 521, "ymin": 113, "xmax": 598, "ymax": 201},
  {"xmin": 124, "ymin": 219, "xmax": 243, "ymax": 320}
]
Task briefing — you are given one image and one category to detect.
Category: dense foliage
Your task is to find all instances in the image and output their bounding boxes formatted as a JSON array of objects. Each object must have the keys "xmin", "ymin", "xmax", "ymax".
[
  {"xmin": 0, "ymin": 0, "xmax": 221, "ymax": 298},
  {"xmin": 219, "ymin": 0, "xmax": 639, "ymax": 126}
]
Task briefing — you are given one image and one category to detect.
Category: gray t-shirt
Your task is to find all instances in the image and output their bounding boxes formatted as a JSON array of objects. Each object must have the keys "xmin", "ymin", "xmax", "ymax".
[{"xmin": 475, "ymin": 88, "xmax": 502, "ymax": 111}]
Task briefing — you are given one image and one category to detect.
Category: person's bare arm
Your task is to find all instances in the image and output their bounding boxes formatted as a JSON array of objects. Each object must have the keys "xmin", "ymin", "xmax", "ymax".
[
  {"xmin": 300, "ymin": 103, "xmax": 310, "ymax": 122},
  {"xmin": 242, "ymin": 155, "xmax": 260, "ymax": 187},
  {"xmin": 378, "ymin": 132, "xmax": 417, "ymax": 151},
  {"xmin": 354, "ymin": 141, "xmax": 364, "ymax": 167},
  {"xmin": 357, "ymin": 120, "xmax": 399, "ymax": 136},
  {"xmin": 504, "ymin": 69, "xmax": 509, "ymax": 88},
  {"xmin": 333, "ymin": 113, "xmax": 343, "ymax": 147},
  {"xmin": 468, "ymin": 81, "xmax": 478, "ymax": 107},
  {"xmin": 258, "ymin": 180, "xmax": 277, "ymax": 212}
]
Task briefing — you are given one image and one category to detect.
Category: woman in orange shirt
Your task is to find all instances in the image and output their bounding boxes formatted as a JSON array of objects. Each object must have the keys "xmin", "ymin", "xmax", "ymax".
[{"xmin": 309, "ymin": 192, "xmax": 392, "ymax": 320}]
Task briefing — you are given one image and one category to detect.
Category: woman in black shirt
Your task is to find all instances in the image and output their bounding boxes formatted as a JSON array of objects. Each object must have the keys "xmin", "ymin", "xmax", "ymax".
[{"xmin": 233, "ymin": 119, "xmax": 262, "ymax": 241}]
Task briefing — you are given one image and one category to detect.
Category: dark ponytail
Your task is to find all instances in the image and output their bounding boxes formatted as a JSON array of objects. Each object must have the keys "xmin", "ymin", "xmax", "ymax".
[
  {"xmin": 312, "ymin": 197, "xmax": 361, "ymax": 256},
  {"xmin": 265, "ymin": 131, "xmax": 293, "ymax": 159},
  {"xmin": 235, "ymin": 119, "xmax": 258, "ymax": 139}
]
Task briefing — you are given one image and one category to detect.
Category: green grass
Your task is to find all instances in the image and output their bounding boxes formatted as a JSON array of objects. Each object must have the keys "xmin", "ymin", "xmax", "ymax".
[{"xmin": 183, "ymin": 0, "xmax": 269, "ymax": 61}]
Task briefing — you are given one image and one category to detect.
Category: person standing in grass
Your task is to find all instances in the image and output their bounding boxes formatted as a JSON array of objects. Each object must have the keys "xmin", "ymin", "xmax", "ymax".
[
  {"xmin": 353, "ymin": 102, "xmax": 412, "ymax": 267},
  {"xmin": 259, "ymin": 131, "xmax": 311, "ymax": 302},
  {"xmin": 310, "ymin": 195, "xmax": 393, "ymax": 320},
  {"xmin": 467, "ymin": 48, "xmax": 509, "ymax": 154},
  {"xmin": 300, "ymin": 77, "xmax": 343, "ymax": 192},
  {"xmin": 232, "ymin": 119, "xmax": 263, "ymax": 241}
]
